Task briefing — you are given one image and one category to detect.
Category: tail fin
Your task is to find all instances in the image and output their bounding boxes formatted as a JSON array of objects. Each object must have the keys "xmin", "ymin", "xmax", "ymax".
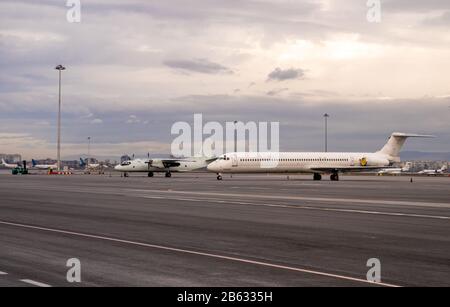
[
  {"xmin": 441, "ymin": 165, "xmax": 447, "ymax": 171},
  {"xmin": 1, "ymin": 159, "xmax": 6, "ymax": 165},
  {"xmin": 79, "ymin": 158, "xmax": 86, "ymax": 167},
  {"xmin": 32, "ymin": 159, "xmax": 37, "ymax": 167},
  {"xmin": 376, "ymin": 133, "xmax": 434, "ymax": 162}
]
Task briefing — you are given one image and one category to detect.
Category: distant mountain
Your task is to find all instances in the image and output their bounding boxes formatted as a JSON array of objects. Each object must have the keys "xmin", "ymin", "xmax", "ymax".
[{"xmin": 400, "ymin": 151, "xmax": 450, "ymax": 161}]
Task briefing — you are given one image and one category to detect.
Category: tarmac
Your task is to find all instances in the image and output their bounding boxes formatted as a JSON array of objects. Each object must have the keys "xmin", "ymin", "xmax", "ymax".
[{"xmin": 0, "ymin": 172, "xmax": 449, "ymax": 287}]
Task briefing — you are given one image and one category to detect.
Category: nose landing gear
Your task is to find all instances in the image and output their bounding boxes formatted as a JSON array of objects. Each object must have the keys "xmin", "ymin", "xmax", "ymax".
[
  {"xmin": 165, "ymin": 172, "xmax": 172, "ymax": 178},
  {"xmin": 217, "ymin": 174, "xmax": 223, "ymax": 181},
  {"xmin": 148, "ymin": 172, "xmax": 154, "ymax": 177}
]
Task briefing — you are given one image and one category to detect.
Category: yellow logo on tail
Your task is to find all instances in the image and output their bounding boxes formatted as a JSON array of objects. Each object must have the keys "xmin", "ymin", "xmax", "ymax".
[{"xmin": 360, "ymin": 157, "xmax": 368, "ymax": 166}]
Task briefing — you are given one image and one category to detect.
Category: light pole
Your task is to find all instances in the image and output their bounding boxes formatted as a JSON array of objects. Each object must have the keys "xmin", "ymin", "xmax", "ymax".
[
  {"xmin": 323, "ymin": 113, "xmax": 330, "ymax": 152},
  {"xmin": 55, "ymin": 64, "xmax": 66, "ymax": 171},
  {"xmin": 87, "ymin": 137, "xmax": 91, "ymax": 168},
  {"xmin": 234, "ymin": 120, "xmax": 238, "ymax": 152}
]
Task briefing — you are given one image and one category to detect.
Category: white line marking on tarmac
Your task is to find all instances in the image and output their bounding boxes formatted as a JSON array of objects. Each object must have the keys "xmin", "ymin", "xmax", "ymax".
[
  {"xmin": 129, "ymin": 189, "xmax": 450, "ymax": 209},
  {"xmin": 0, "ymin": 220, "xmax": 399, "ymax": 287},
  {"xmin": 20, "ymin": 279, "xmax": 52, "ymax": 287},
  {"xmin": 140, "ymin": 196, "xmax": 450, "ymax": 220}
]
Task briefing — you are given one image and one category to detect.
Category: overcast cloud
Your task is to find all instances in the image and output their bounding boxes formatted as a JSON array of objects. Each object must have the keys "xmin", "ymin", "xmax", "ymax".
[
  {"xmin": 0, "ymin": 0, "xmax": 449, "ymax": 159},
  {"xmin": 267, "ymin": 68, "xmax": 306, "ymax": 81}
]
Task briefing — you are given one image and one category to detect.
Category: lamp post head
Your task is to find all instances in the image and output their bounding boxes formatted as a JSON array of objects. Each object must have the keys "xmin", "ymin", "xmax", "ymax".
[
  {"xmin": 324, "ymin": 113, "xmax": 330, "ymax": 118},
  {"xmin": 55, "ymin": 64, "xmax": 66, "ymax": 71}
]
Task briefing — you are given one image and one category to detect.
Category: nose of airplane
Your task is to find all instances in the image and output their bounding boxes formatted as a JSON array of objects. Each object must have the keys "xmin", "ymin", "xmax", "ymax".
[
  {"xmin": 114, "ymin": 165, "xmax": 122, "ymax": 171},
  {"xmin": 207, "ymin": 161, "xmax": 219, "ymax": 172}
]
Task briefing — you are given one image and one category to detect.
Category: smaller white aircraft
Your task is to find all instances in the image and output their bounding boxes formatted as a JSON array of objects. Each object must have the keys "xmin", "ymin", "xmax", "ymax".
[
  {"xmin": 115, "ymin": 156, "xmax": 216, "ymax": 177},
  {"xmin": 32, "ymin": 159, "xmax": 57, "ymax": 170},
  {"xmin": 377, "ymin": 162, "xmax": 412, "ymax": 175},
  {"xmin": 418, "ymin": 165, "xmax": 448, "ymax": 176},
  {"xmin": 1, "ymin": 159, "xmax": 19, "ymax": 169}
]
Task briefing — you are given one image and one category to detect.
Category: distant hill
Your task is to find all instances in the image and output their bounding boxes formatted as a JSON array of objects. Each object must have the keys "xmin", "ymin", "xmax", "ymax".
[{"xmin": 400, "ymin": 151, "xmax": 450, "ymax": 161}]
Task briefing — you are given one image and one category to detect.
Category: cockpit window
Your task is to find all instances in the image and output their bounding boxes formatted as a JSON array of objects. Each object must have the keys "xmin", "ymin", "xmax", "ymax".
[{"xmin": 121, "ymin": 161, "xmax": 131, "ymax": 166}]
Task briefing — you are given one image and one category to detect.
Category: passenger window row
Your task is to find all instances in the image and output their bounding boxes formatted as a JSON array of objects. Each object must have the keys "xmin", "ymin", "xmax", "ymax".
[{"xmin": 239, "ymin": 158, "xmax": 349, "ymax": 162}]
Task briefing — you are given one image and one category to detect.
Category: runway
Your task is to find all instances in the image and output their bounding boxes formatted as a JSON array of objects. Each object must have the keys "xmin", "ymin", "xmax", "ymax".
[{"xmin": 0, "ymin": 173, "xmax": 449, "ymax": 287}]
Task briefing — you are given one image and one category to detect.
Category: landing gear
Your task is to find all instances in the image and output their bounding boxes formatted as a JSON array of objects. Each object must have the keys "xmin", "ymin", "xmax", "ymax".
[
  {"xmin": 165, "ymin": 172, "xmax": 172, "ymax": 178},
  {"xmin": 313, "ymin": 173, "xmax": 322, "ymax": 181},
  {"xmin": 330, "ymin": 172, "xmax": 339, "ymax": 181},
  {"xmin": 123, "ymin": 172, "xmax": 129, "ymax": 178},
  {"xmin": 148, "ymin": 172, "xmax": 154, "ymax": 177},
  {"xmin": 217, "ymin": 174, "xmax": 223, "ymax": 181}
]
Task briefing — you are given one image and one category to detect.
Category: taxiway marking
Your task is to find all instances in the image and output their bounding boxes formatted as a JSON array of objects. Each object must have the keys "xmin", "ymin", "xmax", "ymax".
[
  {"xmin": 129, "ymin": 189, "xmax": 450, "ymax": 209},
  {"xmin": 137, "ymin": 195, "xmax": 450, "ymax": 220},
  {"xmin": 20, "ymin": 279, "xmax": 52, "ymax": 287}
]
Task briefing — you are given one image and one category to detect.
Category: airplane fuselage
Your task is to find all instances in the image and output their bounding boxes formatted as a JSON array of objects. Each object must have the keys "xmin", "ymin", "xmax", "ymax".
[
  {"xmin": 115, "ymin": 158, "xmax": 209, "ymax": 173},
  {"xmin": 378, "ymin": 168, "xmax": 403, "ymax": 175},
  {"xmin": 1, "ymin": 159, "xmax": 19, "ymax": 169},
  {"xmin": 207, "ymin": 152, "xmax": 391, "ymax": 174},
  {"xmin": 419, "ymin": 169, "xmax": 445, "ymax": 175},
  {"xmin": 33, "ymin": 164, "xmax": 57, "ymax": 170}
]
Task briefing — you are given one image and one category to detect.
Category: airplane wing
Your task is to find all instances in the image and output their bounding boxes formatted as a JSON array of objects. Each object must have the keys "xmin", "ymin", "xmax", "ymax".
[
  {"xmin": 146, "ymin": 158, "xmax": 183, "ymax": 169},
  {"xmin": 205, "ymin": 157, "xmax": 218, "ymax": 163},
  {"xmin": 146, "ymin": 157, "xmax": 217, "ymax": 169}
]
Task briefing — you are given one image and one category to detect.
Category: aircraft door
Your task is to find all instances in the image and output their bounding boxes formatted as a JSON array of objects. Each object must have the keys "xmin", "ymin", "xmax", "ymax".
[{"xmin": 232, "ymin": 155, "xmax": 238, "ymax": 167}]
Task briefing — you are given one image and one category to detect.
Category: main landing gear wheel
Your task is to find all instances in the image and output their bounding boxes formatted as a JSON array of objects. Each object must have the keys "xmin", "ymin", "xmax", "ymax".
[
  {"xmin": 148, "ymin": 172, "xmax": 154, "ymax": 177},
  {"xmin": 165, "ymin": 172, "xmax": 172, "ymax": 178},
  {"xmin": 217, "ymin": 175, "xmax": 223, "ymax": 181},
  {"xmin": 313, "ymin": 173, "xmax": 322, "ymax": 181},
  {"xmin": 330, "ymin": 173, "xmax": 339, "ymax": 181}
]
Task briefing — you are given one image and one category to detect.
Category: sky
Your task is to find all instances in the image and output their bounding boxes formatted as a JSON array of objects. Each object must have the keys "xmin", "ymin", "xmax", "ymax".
[{"xmin": 0, "ymin": 0, "xmax": 449, "ymax": 159}]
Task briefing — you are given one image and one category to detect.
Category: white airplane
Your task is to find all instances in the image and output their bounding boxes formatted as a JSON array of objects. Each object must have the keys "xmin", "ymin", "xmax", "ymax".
[
  {"xmin": 418, "ymin": 165, "xmax": 448, "ymax": 176},
  {"xmin": 207, "ymin": 132, "xmax": 433, "ymax": 181},
  {"xmin": 114, "ymin": 156, "xmax": 217, "ymax": 177},
  {"xmin": 80, "ymin": 158, "xmax": 105, "ymax": 174},
  {"xmin": 377, "ymin": 162, "xmax": 412, "ymax": 175},
  {"xmin": 1, "ymin": 159, "xmax": 19, "ymax": 169},
  {"xmin": 32, "ymin": 159, "xmax": 57, "ymax": 170}
]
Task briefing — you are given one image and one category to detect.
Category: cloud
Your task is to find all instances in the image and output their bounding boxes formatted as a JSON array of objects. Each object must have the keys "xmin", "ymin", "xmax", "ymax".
[
  {"xmin": 126, "ymin": 115, "xmax": 141, "ymax": 124},
  {"xmin": 90, "ymin": 118, "xmax": 103, "ymax": 124},
  {"xmin": 383, "ymin": 0, "xmax": 450, "ymax": 12},
  {"xmin": 1, "ymin": 95, "xmax": 449, "ymax": 159},
  {"xmin": 163, "ymin": 59, "xmax": 233, "ymax": 74},
  {"xmin": 267, "ymin": 68, "xmax": 305, "ymax": 82},
  {"xmin": 422, "ymin": 10, "xmax": 450, "ymax": 26},
  {"xmin": 0, "ymin": 131, "xmax": 170, "ymax": 160},
  {"xmin": 267, "ymin": 88, "xmax": 289, "ymax": 96},
  {"xmin": 1, "ymin": 0, "xmax": 450, "ymax": 158}
]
